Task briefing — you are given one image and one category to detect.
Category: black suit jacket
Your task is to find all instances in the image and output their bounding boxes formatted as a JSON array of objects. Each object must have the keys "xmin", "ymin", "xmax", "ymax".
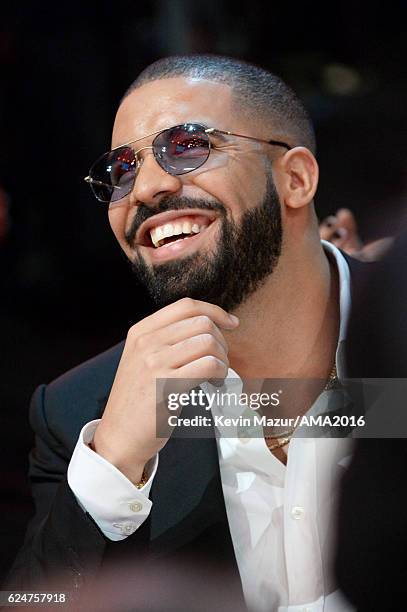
[
  {"xmin": 5, "ymin": 253, "xmax": 370, "ymax": 611},
  {"xmin": 5, "ymin": 343, "xmax": 246, "ymax": 611}
]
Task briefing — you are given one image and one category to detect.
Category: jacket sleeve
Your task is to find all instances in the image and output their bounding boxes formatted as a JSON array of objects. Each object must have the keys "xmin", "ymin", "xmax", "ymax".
[{"xmin": 4, "ymin": 385, "xmax": 107, "ymax": 593}]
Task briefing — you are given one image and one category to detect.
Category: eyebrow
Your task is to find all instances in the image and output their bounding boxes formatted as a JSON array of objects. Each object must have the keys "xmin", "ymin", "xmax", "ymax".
[
  {"xmin": 208, "ymin": 131, "xmax": 229, "ymax": 143},
  {"xmin": 112, "ymin": 123, "xmax": 221, "ymax": 151}
]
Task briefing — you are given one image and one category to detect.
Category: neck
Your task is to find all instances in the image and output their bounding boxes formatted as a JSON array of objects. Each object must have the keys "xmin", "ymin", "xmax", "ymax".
[{"xmin": 225, "ymin": 237, "xmax": 340, "ymax": 382}]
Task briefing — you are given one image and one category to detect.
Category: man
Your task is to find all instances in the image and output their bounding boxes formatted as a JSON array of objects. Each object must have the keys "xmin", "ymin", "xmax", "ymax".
[{"xmin": 7, "ymin": 55, "xmax": 362, "ymax": 611}]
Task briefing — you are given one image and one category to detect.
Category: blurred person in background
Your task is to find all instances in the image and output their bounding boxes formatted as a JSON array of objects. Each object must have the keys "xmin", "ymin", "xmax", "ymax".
[
  {"xmin": 334, "ymin": 225, "xmax": 407, "ymax": 610},
  {"xmin": 319, "ymin": 207, "xmax": 394, "ymax": 261},
  {"xmin": 5, "ymin": 55, "xmax": 374, "ymax": 611}
]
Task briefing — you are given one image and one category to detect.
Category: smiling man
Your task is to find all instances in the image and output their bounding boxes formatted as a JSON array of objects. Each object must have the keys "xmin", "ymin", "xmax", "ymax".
[
  {"xmin": 106, "ymin": 76, "xmax": 290, "ymax": 313},
  {"xmin": 7, "ymin": 56, "xmax": 360, "ymax": 611}
]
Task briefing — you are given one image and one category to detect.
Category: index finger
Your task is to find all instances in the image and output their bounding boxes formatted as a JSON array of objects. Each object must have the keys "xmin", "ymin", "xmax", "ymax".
[{"xmin": 135, "ymin": 297, "xmax": 239, "ymax": 336}]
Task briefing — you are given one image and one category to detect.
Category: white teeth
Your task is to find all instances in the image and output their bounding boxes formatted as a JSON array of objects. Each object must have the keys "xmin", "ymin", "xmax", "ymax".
[
  {"xmin": 149, "ymin": 218, "xmax": 208, "ymax": 247},
  {"xmin": 163, "ymin": 224, "xmax": 174, "ymax": 238},
  {"xmin": 150, "ymin": 226, "xmax": 164, "ymax": 248},
  {"xmin": 162, "ymin": 239, "xmax": 182, "ymax": 249}
]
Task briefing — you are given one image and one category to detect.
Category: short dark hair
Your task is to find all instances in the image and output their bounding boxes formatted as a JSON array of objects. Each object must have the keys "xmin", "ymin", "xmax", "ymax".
[{"xmin": 122, "ymin": 54, "xmax": 316, "ymax": 154}]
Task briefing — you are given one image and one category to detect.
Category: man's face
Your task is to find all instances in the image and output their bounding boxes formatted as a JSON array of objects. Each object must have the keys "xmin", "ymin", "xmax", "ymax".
[{"xmin": 109, "ymin": 77, "xmax": 284, "ymax": 310}]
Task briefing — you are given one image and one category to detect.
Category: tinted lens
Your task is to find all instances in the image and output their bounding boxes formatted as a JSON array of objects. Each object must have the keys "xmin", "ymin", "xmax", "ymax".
[
  {"xmin": 152, "ymin": 124, "xmax": 210, "ymax": 175},
  {"xmin": 89, "ymin": 146, "xmax": 137, "ymax": 202}
]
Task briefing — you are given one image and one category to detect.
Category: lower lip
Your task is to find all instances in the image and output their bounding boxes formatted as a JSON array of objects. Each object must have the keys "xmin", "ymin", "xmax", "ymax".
[{"xmin": 139, "ymin": 221, "xmax": 217, "ymax": 263}]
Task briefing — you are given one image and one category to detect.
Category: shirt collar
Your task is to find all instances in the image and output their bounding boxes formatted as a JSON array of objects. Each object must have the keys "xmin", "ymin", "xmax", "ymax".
[
  {"xmin": 320, "ymin": 240, "xmax": 351, "ymax": 378},
  {"xmin": 207, "ymin": 239, "xmax": 352, "ymax": 389},
  {"xmin": 320, "ymin": 239, "xmax": 351, "ymax": 346}
]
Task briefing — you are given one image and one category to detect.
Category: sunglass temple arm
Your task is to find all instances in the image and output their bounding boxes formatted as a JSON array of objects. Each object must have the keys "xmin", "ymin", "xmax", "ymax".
[{"xmin": 84, "ymin": 176, "xmax": 122, "ymax": 190}]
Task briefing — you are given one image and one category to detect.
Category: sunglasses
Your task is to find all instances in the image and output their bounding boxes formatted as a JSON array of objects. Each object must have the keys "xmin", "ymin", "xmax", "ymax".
[{"xmin": 84, "ymin": 123, "xmax": 291, "ymax": 203}]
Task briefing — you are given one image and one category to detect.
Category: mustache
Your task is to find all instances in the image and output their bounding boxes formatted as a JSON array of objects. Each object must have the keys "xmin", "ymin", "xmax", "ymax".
[{"xmin": 125, "ymin": 196, "xmax": 226, "ymax": 246}]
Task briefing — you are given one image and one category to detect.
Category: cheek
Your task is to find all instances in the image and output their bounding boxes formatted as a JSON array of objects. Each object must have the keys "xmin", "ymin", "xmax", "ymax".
[
  {"xmin": 197, "ymin": 164, "xmax": 264, "ymax": 218},
  {"xmin": 108, "ymin": 204, "xmax": 131, "ymax": 249}
]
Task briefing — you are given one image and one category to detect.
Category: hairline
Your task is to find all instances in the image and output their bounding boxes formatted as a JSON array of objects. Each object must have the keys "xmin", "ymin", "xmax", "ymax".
[
  {"xmin": 119, "ymin": 56, "xmax": 316, "ymax": 153},
  {"xmin": 119, "ymin": 76, "xmax": 294, "ymax": 147}
]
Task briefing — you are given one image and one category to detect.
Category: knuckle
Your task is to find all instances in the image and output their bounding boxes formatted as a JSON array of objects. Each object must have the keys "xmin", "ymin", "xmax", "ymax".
[
  {"xmin": 198, "ymin": 333, "xmax": 216, "ymax": 350},
  {"xmin": 195, "ymin": 315, "xmax": 214, "ymax": 333},
  {"xmin": 143, "ymin": 352, "xmax": 158, "ymax": 370},
  {"xmin": 180, "ymin": 297, "xmax": 196, "ymax": 311},
  {"xmin": 133, "ymin": 332, "xmax": 149, "ymax": 350},
  {"xmin": 205, "ymin": 355, "xmax": 227, "ymax": 377},
  {"xmin": 127, "ymin": 324, "xmax": 139, "ymax": 341}
]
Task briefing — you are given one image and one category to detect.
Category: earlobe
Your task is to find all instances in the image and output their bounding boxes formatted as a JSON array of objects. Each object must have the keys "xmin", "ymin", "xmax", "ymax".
[{"xmin": 278, "ymin": 147, "xmax": 319, "ymax": 210}]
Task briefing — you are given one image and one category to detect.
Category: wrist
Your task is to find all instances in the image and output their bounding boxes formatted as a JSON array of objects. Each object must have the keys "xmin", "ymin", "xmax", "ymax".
[{"xmin": 90, "ymin": 428, "xmax": 150, "ymax": 485}]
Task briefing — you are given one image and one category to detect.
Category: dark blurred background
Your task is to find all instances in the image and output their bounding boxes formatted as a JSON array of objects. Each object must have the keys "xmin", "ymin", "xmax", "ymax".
[{"xmin": 1, "ymin": 0, "xmax": 406, "ymax": 581}]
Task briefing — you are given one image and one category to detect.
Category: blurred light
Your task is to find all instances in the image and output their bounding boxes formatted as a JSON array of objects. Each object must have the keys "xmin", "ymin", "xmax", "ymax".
[{"xmin": 323, "ymin": 63, "xmax": 362, "ymax": 95}]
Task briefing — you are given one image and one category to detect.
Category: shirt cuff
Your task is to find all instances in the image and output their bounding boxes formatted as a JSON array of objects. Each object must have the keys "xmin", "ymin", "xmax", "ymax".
[{"xmin": 67, "ymin": 419, "xmax": 158, "ymax": 541}]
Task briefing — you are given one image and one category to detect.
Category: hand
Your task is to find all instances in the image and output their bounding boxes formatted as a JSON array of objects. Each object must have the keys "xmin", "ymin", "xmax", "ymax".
[
  {"xmin": 319, "ymin": 208, "xmax": 363, "ymax": 254},
  {"xmin": 319, "ymin": 208, "xmax": 394, "ymax": 261},
  {"xmin": 93, "ymin": 298, "xmax": 239, "ymax": 484}
]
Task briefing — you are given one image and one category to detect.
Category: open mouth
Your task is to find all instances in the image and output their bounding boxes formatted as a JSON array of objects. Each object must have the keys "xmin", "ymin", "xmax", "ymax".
[{"xmin": 137, "ymin": 211, "xmax": 217, "ymax": 250}]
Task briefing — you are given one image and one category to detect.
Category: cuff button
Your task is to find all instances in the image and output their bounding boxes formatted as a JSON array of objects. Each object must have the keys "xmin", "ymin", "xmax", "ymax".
[{"xmin": 129, "ymin": 501, "xmax": 143, "ymax": 513}]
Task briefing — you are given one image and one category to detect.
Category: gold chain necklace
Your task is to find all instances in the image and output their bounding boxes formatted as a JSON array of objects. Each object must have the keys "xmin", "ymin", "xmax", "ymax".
[{"xmin": 265, "ymin": 364, "xmax": 338, "ymax": 452}]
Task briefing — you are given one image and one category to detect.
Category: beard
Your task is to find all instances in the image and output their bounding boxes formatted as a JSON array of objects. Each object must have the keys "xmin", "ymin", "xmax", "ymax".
[{"xmin": 128, "ymin": 172, "xmax": 283, "ymax": 311}]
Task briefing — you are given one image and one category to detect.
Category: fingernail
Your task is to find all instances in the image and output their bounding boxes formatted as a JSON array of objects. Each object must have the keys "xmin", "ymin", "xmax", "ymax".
[
  {"xmin": 209, "ymin": 377, "xmax": 226, "ymax": 387},
  {"xmin": 229, "ymin": 314, "xmax": 239, "ymax": 325},
  {"xmin": 336, "ymin": 228, "xmax": 348, "ymax": 238}
]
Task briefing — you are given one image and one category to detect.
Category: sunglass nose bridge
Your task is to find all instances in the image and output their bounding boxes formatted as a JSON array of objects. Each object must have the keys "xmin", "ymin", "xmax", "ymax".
[
  {"xmin": 132, "ymin": 144, "xmax": 154, "ymax": 159},
  {"xmin": 127, "ymin": 145, "xmax": 155, "ymax": 175},
  {"xmin": 133, "ymin": 144, "xmax": 170, "ymax": 176}
]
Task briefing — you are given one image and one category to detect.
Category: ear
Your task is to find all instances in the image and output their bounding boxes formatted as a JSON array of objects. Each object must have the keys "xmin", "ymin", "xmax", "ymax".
[{"xmin": 274, "ymin": 147, "xmax": 319, "ymax": 209}]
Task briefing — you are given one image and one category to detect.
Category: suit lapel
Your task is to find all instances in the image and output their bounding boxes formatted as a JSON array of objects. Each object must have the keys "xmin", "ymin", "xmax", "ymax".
[
  {"xmin": 149, "ymin": 410, "xmax": 231, "ymax": 554},
  {"xmin": 148, "ymin": 416, "xmax": 246, "ymax": 608}
]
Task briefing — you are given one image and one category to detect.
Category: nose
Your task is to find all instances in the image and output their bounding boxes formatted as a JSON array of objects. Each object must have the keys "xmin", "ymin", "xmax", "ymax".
[{"xmin": 129, "ymin": 149, "xmax": 182, "ymax": 206}]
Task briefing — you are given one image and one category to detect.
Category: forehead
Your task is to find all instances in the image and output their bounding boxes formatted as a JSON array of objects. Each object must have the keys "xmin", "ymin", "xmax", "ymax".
[{"xmin": 112, "ymin": 77, "xmax": 236, "ymax": 148}]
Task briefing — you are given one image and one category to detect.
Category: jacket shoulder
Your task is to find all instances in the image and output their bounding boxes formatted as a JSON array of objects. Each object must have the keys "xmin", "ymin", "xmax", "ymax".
[
  {"xmin": 31, "ymin": 341, "xmax": 125, "ymax": 451},
  {"xmin": 341, "ymin": 251, "xmax": 378, "ymax": 300},
  {"xmin": 47, "ymin": 340, "xmax": 125, "ymax": 398}
]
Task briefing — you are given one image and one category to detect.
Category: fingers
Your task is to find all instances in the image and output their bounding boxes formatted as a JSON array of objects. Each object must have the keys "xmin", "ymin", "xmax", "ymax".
[
  {"xmin": 129, "ymin": 297, "xmax": 239, "ymax": 338},
  {"xmin": 176, "ymin": 355, "xmax": 229, "ymax": 383},
  {"xmin": 160, "ymin": 332, "xmax": 229, "ymax": 370},
  {"xmin": 319, "ymin": 215, "xmax": 339, "ymax": 240},
  {"xmin": 319, "ymin": 215, "xmax": 348, "ymax": 247},
  {"xmin": 335, "ymin": 208, "xmax": 358, "ymax": 233},
  {"xmin": 357, "ymin": 237, "xmax": 394, "ymax": 262},
  {"xmin": 319, "ymin": 215, "xmax": 349, "ymax": 242},
  {"xmin": 152, "ymin": 315, "xmax": 229, "ymax": 354},
  {"xmin": 319, "ymin": 208, "xmax": 363, "ymax": 253}
]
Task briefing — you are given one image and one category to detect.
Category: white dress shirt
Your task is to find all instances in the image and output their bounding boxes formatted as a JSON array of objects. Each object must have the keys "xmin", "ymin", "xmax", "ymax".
[{"xmin": 68, "ymin": 241, "xmax": 355, "ymax": 611}]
